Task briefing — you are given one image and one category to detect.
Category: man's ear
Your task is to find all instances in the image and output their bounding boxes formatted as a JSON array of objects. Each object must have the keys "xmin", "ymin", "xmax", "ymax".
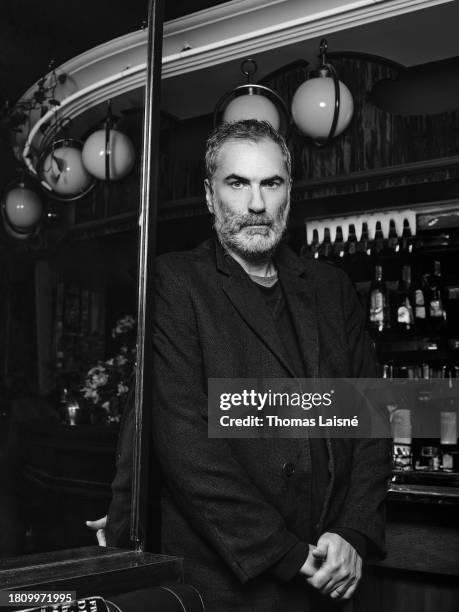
[{"xmin": 204, "ymin": 179, "xmax": 214, "ymax": 214}]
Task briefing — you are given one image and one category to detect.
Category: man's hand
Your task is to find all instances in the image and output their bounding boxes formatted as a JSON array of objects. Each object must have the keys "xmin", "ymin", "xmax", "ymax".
[
  {"xmin": 298, "ymin": 544, "xmax": 327, "ymax": 579},
  {"xmin": 305, "ymin": 532, "xmax": 362, "ymax": 600},
  {"xmin": 86, "ymin": 515, "xmax": 107, "ymax": 547}
]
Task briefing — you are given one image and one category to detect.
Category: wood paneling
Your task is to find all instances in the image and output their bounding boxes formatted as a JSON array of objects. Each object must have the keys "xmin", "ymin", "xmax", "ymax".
[{"xmin": 355, "ymin": 567, "xmax": 458, "ymax": 612}]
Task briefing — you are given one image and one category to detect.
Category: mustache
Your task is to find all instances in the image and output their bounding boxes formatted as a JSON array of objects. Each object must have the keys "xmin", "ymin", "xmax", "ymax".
[{"xmin": 234, "ymin": 214, "xmax": 274, "ymax": 229}]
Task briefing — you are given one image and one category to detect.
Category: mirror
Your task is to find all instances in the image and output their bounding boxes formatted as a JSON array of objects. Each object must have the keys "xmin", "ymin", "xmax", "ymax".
[{"xmin": 0, "ymin": 3, "xmax": 154, "ymax": 558}]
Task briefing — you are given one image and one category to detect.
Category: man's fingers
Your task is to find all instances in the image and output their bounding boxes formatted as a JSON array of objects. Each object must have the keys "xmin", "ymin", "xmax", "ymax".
[
  {"xmin": 86, "ymin": 516, "xmax": 107, "ymax": 530},
  {"xmin": 338, "ymin": 561, "xmax": 362, "ymax": 600},
  {"xmin": 96, "ymin": 529, "xmax": 107, "ymax": 547},
  {"xmin": 307, "ymin": 565, "xmax": 351, "ymax": 593},
  {"xmin": 325, "ymin": 560, "xmax": 362, "ymax": 599},
  {"xmin": 340, "ymin": 578, "xmax": 359, "ymax": 600},
  {"xmin": 330, "ymin": 577, "xmax": 359, "ymax": 601},
  {"xmin": 329, "ymin": 581, "xmax": 350, "ymax": 599},
  {"xmin": 86, "ymin": 516, "xmax": 108, "ymax": 547},
  {"xmin": 306, "ymin": 567, "xmax": 334, "ymax": 591},
  {"xmin": 298, "ymin": 545, "xmax": 323, "ymax": 578},
  {"xmin": 312, "ymin": 542, "xmax": 328, "ymax": 560},
  {"xmin": 304, "ymin": 533, "xmax": 363, "ymax": 601}
]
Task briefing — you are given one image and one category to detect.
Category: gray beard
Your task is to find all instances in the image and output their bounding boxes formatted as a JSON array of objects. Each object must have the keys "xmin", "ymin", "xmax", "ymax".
[{"xmin": 213, "ymin": 209, "xmax": 288, "ymax": 263}]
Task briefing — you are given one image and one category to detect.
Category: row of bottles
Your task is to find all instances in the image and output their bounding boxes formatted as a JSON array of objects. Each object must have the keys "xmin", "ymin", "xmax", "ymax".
[
  {"xmin": 306, "ymin": 226, "xmax": 416, "ymax": 261},
  {"xmin": 368, "ymin": 259, "xmax": 459, "ymax": 339},
  {"xmin": 305, "ymin": 218, "xmax": 458, "ymax": 263},
  {"xmin": 384, "ymin": 363, "xmax": 458, "ymax": 473}
]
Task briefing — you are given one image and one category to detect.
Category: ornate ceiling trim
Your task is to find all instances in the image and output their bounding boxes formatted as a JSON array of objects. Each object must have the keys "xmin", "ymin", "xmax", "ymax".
[{"xmin": 15, "ymin": 0, "xmax": 453, "ymax": 174}]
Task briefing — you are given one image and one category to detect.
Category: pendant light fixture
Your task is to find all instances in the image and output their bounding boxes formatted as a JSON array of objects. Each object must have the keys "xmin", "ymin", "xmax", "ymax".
[
  {"xmin": 38, "ymin": 138, "xmax": 95, "ymax": 201},
  {"xmin": 1, "ymin": 181, "xmax": 43, "ymax": 239},
  {"xmin": 291, "ymin": 39, "xmax": 354, "ymax": 144},
  {"xmin": 214, "ymin": 59, "xmax": 289, "ymax": 133},
  {"xmin": 82, "ymin": 102, "xmax": 136, "ymax": 181}
]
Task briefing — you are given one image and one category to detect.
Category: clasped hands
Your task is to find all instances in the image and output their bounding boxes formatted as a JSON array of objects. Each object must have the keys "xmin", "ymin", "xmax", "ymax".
[
  {"xmin": 87, "ymin": 519, "xmax": 361, "ymax": 601},
  {"xmin": 299, "ymin": 532, "xmax": 362, "ymax": 601}
]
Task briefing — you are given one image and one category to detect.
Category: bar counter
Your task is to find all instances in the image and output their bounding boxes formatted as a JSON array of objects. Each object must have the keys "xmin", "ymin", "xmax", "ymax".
[
  {"xmin": 353, "ymin": 482, "xmax": 458, "ymax": 612},
  {"xmin": 377, "ymin": 521, "xmax": 458, "ymax": 576}
]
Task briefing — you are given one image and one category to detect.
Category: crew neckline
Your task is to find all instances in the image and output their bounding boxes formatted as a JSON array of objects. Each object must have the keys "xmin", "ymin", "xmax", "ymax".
[{"xmin": 248, "ymin": 271, "xmax": 279, "ymax": 288}]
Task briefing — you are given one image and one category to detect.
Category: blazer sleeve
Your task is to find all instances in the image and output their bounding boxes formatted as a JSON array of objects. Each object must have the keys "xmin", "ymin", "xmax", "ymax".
[
  {"xmin": 329, "ymin": 273, "xmax": 391, "ymax": 558},
  {"xmin": 151, "ymin": 257, "xmax": 304, "ymax": 583},
  {"xmin": 105, "ymin": 386, "xmax": 135, "ymax": 548}
]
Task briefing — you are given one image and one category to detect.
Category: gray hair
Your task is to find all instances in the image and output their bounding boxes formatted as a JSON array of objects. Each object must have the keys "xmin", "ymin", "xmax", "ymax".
[{"xmin": 205, "ymin": 119, "xmax": 292, "ymax": 183}]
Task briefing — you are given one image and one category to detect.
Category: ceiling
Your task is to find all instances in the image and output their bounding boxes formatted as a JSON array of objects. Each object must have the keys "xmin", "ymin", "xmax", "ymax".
[
  {"xmin": 0, "ymin": 0, "xmax": 228, "ymax": 106},
  {"xmin": 161, "ymin": 0, "xmax": 459, "ymax": 119},
  {"xmin": 1, "ymin": 0, "xmax": 459, "ymax": 187},
  {"xmin": 2, "ymin": 0, "xmax": 458, "ymax": 109}
]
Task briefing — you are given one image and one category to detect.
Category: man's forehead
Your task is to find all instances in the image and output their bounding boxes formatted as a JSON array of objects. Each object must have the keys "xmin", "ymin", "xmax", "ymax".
[{"xmin": 214, "ymin": 137, "xmax": 287, "ymax": 174}]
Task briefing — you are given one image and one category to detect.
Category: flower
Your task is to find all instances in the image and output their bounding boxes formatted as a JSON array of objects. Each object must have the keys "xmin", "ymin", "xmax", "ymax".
[
  {"xmin": 117, "ymin": 382, "xmax": 129, "ymax": 396},
  {"xmin": 112, "ymin": 315, "xmax": 136, "ymax": 338},
  {"xmin": 115, "ymin": 354, "xmax": 128, "ymax": 366},
  {"xmin": 80, "ymin": 314, "xmax": 136, "ymax": 424}
]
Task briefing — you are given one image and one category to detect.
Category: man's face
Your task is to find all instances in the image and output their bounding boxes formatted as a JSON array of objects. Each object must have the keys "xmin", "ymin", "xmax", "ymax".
[{"xmin": 205, "ymin": 138, "xmax": 291, "ymax": 262}]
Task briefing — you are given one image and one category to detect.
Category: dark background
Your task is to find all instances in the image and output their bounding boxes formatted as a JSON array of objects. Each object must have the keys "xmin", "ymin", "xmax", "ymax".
[{"xmin": 0, "ymin": 0, "xmax": 227, "ymax": 104}]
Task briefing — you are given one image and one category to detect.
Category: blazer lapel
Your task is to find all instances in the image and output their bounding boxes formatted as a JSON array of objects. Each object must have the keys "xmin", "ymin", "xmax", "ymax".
[
  {"xmin": 214, "ymin": 239, "xmax": 320, "ymax": 379},
  {"xmin": 222, "ymin": 275, "xmax": 298, "ymax": 378},
  {"xmin": 276, "ymin": 252, "xmax": 336, "ymax": 530},
  {"xmin": 276, "ymin": 259, "xmax": 319, "ymax": 380},
  {"xmin": 215, "ymin": 242, "xmax": 297, "ymax": 377}
]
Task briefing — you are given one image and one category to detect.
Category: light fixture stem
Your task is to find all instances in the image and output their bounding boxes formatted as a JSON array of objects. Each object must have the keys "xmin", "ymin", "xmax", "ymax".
[
  {"xmin": 314, "ymin": 37, "xmax": 342, "ymax": 146},
  {"xmin": 105, "ymin": 107, "xmax": 111, "ymax": 184},
  {"xmin": 319, "ymin": 38, "xmax": 328, "ymax": 67},
  {"xmin": 241, "ymin": 58, "xmax": 257, "ymax": 84}
]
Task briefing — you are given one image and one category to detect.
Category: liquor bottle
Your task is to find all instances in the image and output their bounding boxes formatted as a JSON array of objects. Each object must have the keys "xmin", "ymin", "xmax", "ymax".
[
  {"xmin": 414, "ymin": 364, "xmax": 440, "ymax": 471},
  {"xmin": 426, "ymin": 260, "xmax": 447, "ymax": 334},
  {"xmin": 387, "ymin": 221, "xmax": 400, "ymax": 254},
  {"xmin": 346, "ymin": 224, "xmax": 359, "ymax": 261},
  {"xmin": 370, "ymin": 224, "xmax": 385, "ymax": 257},
  {"xmin": 395, "ymin": 265, "xmax": 414, "ymax": 336},
  {"xmin": 445, "ymin": 282, "xmax": 459, "ymax": 345},
  {"xmin": 440, "ymin": 368, "xmax": 458, "ymax": 472},
  {"xmin": 361, "ymin": 223, "xmax": 372, "ymax": 257},
  {"xmin": 319, "ymin": 228, "xmax": 334, "ymax": 260},
  {"xmin": 400, "ymin": 225, "xmax": 415, "ymax": 258},
  {"xmin": 335, "ymin": 226, "xmax": 345, "ymax": 260},
  {"xmin": 412, "ymin": 272, "xmax": 428, "ymax": 335},
  {"xmin": 309, "ymin": 234, "xmax": 320, "ymax": 259},
  {"xmin": 384, "ymin": 363, "xmax": 413, "ymax": 471},
  {"xmin": 368, "ymin": 265, "xmax": 390, "ymax": 335}
]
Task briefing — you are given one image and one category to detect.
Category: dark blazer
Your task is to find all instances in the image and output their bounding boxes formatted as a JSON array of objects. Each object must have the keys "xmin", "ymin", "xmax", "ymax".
[{"xmin": 150, "ymin": 239, "xmax": 391, "ymax": 611}]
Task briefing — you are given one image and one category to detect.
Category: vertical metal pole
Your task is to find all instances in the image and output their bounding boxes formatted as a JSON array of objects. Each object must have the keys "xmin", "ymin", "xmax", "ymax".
[{"xmin": 131, "ymin": 0, "xmax": 164, "ymax": 550}]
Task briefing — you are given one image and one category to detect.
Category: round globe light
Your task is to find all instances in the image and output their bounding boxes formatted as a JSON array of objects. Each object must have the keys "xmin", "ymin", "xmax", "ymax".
[
  {"xmin": 291, "ymin": 76, "xmax": 354, "ymax": 140},
  {"xmin": 82, "ymin": 129, "xmax": 136, "ymax": 181},
  {"xmin": 223, "ymin": 93, "xmax": 280, "ymax": 131},
  {"xmin": 4, "ymin": 184, "xmax": 42, "ymax": 231},
  {"xmin": 40, "ymin": 141, "xmax": 93, "ymax": 197}
]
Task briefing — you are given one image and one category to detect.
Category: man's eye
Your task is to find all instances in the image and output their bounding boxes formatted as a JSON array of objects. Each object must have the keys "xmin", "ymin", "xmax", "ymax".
[
  {"xmin": 264, "ymin": 181, "xmax": 281, "ymax": 189},
  {"xmin": 230, "ymin": 181, "xmax": 244, "ymax": 189}
]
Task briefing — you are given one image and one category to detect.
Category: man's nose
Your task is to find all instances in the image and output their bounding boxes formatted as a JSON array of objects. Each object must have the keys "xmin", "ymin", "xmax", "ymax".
[{"xmin": 248, "ymin": 186, "xmax": 266, "ymax": 212}]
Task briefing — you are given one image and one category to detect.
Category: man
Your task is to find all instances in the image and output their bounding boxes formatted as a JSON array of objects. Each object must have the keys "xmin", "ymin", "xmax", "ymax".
[{"xmin": 150, "ymin": 119, "xmax": 390, "ymax": 610}]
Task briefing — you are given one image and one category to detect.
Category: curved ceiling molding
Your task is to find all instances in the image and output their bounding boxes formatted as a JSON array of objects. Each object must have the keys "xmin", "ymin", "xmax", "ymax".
[{"xmin": 14, "ymin": 0, "xmax": 454, "ymax": 175}]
